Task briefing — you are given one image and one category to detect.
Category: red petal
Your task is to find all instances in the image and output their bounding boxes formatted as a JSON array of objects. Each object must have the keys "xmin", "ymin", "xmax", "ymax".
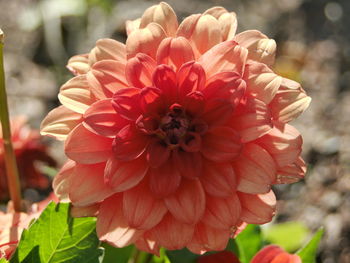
[
  {"xmin": 235, "ymin": 143, "xmax": 276, "ymax": 194},
  {"xmin": 149, "ymin": 159, "xmax": 181, "ymax": 198},
  {"xmin": 140, "ymin": 87, "xmax": 165, "ymax": 116},
  {"xmin": 177, "ymin": 61, "xmax": 206, "ymax": 99},
  {"xmin": 272, "ymin": 253, "xmax": 302, "ymax": 263},
  {"xmin": 173, "ymin": 150, "xmax": 202, "ymax": 179},
  {"xmin": 165, "ymin": 179, "xmax": 205, "ymax": 224},
  {"xmin": 153, "ymin": 64, "xmax": 178, "ymax": 104},
  {"xmin": 201, "ymin": 161, "xmax": 236, "ymax": 197},
  {"xmin": 201, "ymin": 126, "xmax": 242, "ymax": 162},
  {"xmin": 183, "ymin": 91, "xmax": 205, "ymax": 116},
  {"xmin": 156, "ymin": 37, "xmax": 195, "ymax": 71},
  {"xmin": 146, "ymin": 139, "xmax": 171, "ymax": 168},
  {"xmin": 87, "ymin": 60, "xmax": 128, "ymax": 100},
  {"xmin": 97, "ymin": 194, "xmax": 144, "ymax": 247},
  {"xmin": 65, "ymin": 124, "xmax": 112, "ymax": 164},
  {"xmin": 125, "ymin": 53, "xmax": 156, "ymax": 89},
  {"xmin": 197, "ymin": 250, "xmax": 240, "ymax": 263},
  {"xmin": 83, "ymin": 99, "xmax": 129, "ymax": 137},
  {"xmin": 239, "ymin": 191, "xmax": 276, "ymax": 224},
  {"xmin": 69, "ymin": 163, "xmax": 113, "ymax": 206},
  {"xmin": 112, "ymin": 124, "xmax": 149, "ymax": 161},
  {"xmin": 112, "ymin": 88, "xmax": 142, "ymax": 121},
  {"xmin": 251, "ymin": 245, "xmax": 285, "ymax": 263},
  {"xmin": 123, "ymin": 180, "xmax": 167, "ymax": 229},
  {"xmin": 201, "ymin": 99, "xmax": 234, "ymax": 127},
  {"xmin": 104, "ymin": 156, "xmax": 148, "ymax": 192}
]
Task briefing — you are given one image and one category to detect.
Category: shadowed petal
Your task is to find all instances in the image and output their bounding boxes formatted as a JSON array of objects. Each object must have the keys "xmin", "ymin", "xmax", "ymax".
[
  {"xmin": 275, "ymin": 156, "xmax": 306, "ymax": 184},
  {"xmin": 112, "ymin": 88, "xmax": 142, "ymax": 121},
  {"xmin": 125, "ymin": 53, "xmax": 156, "ymax": 89},
  {"xmin": 89, "ymin": 38, "xmax": 126, "ymax": 64},
  {"xmin": 173, "ymin": 150, "xmax": 202, "ymax": 179},
  {"xmin": 153, "ymin": 64, "xmax": 177, "ymax": 104},
  {"xmin": 53, "ymin": 160, "xmax": 75, "ymax": 201},
  {"xmin": 67, "ymin": 53, "xmax": 90, "ymax": 75},
  {"xmin": 146, "ymin": 140, "xmax": 171, "ymax": 168},
  {"xmin": 177, "ymin": 62, "xmax": 206, "ymax": 98}
]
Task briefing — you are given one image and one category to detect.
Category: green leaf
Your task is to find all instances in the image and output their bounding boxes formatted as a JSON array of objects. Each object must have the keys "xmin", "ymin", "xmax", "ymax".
[
  {"xmin": 166, "ymin": 248, "xmax": 198, "ymax": 263},
  {"xmin": 235, "ymin": 225, "xmax": 263, "ymax": 263},
  {"xmin": 0, "ymin": 259, "xmax": 9, "ymax": 263},
  {"xmin": 263, "ymin": 222, "xmax": 309, "ymax": 252},
  {"xmin": 10, "ymin": 202, "xmax": 104, "ymax": 263},
  {"xmin": 101, "ymin": 244, "xmax": 133, "ymax": 263},
  {"xmin": 297, "ymin": 228, "xmax": 324, "ymax": 263},
  {"xmin": 152, "ymin": 248, "xmax": 171, "ymax": 263}
]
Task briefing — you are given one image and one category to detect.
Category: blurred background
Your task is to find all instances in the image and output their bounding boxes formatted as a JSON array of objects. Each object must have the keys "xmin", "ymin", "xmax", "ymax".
[{"xmin": 0, "ymin": 0, "xmax": 349, "ymax": 262}]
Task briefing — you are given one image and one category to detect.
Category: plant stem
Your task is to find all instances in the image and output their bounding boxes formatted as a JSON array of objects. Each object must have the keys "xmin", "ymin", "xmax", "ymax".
[{"xmin": 0, "ymin": 29, "xmax": 22, "ymax": 212}]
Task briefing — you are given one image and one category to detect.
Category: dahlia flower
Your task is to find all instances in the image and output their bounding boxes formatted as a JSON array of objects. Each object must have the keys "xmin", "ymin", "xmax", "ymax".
[
  {"xmin": 0, "ymin": 117, "xmax": 55, "ymax": 200},
  {"xmin": 41, "ymin": 2, "xmax": 311, "ymax": 254},
  {"xmin": 251, "ymin": 245, "xmax": 302, "ymax": 263}
]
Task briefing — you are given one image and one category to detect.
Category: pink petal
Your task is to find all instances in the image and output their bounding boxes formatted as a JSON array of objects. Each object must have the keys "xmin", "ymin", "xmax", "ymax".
[
  {"xmin": 165, "ymin": 179, "xmax": 205, "ymax": 224},
  {"xmin": 203, "ymin": 71, "xmax": 246, "ymax": 105},
  {"xmin": 275, "ymin": 156, "xmax": 306, "ymax": 184},
  {"xmin": 123, "ymin": 180, "xmax": 167, "ymax": 229},
  {"xmin": 187, "ymin": 223, "xmax": 230, "ymax": 254},
  {"xmin": 172, "ymin": 150, "xmax": 202, "ymax": 179},
  {"xmin": 256, "ymin": 122, "xmax": 302, "ymax": 168},
  {"xmin": 88, "ymin": 38, "xmax": 126, "ymax": 64},
  {"xmin": 234, "ymin": 30, "xmax": 276, "ymax": 66},
  {"xmin": 58, "ymin": 75, "xmax": 95, "ymax": 114},
  {"xmin": 202, "ymin": 193, "xmax": 241, "ymax": 230},
  {"xmin": 112, "ymin": 88, "xmax": 142, "ymax": 121},
  {"xmin": 251, "ymin": 245, "xmax": 285, "ymax": 263},
  {"xmin": 125, "ymin": 53, "xmax": 156, "ymax": 89},
  {"xmin": 230, "ymin": 98, "xmax": 273, "ymax": 143},
  {"xmin": 203, "ymin": 7, "xmax": 237, "ymax": 40},
  {"xmin": 201, "ymin": 126, "xmax": 242, "ymax": 163},
  {"xmin": 272, "ymin": 253, "xmax": 302, "ymax": 263},
  {"xmin": 153, "ymin": 64, "xmax": 177, "ymax": 104},
  {"xmin": 104, "ymin": 156, "xmax": 148, "ymax": 192},
  {"xmin": 65, "ymin": 124, "xmax": 112, "ymax": 164},
  {"xmin": 198, "ymin": 40, "xmax": 248, "ymax": 78},
  {"xmin": 135, "ymin": 235, "xmax": 160, "ymax": 256},
  {"xmin": 69, "ymin": 163, "xmax": 113, "ymax": 206},
  {"xmin": 201, "ymin": 99, "xmax": 234, "ymax": 127},
  {"xmin": 177, "ymin": 61, "xmax": 206, "ymax": 99},
  {"xmin": 112, "ymin": 124, "xmax": 149, "ymax": 161},
  {"xmin": 201, "ymin": 161, "xmax": 236, "ymax": 198},
  {"xmin": 97, "ymin": 194, "xmax": 144, "ymax": 247},
  {"xmin": 177, "ymin": 14, "xmax": 222, "ymax": 57},
  {"xmin": 126, "ymin": 18, "xmax": 141, "ymax": 36},
  {"xmin": 245, "ymin": 62, "xmax": 282, "ymax": 104},
  {"xmin": 87, "ymin": 60, "xmax": 128, "ymax": 100},
  {"xmin": 140, "ymin": 2, "xmax": 178, "ymax": 37},
  {"xmin": 67, "ymin": 53, "xmax": 90, "ymax": 75},
  {"xmin": 156, "ymin": 37, "xmax": 195, "ymax": 71},
  {"xmin": 140, "ymin": 87, "xmax": 165, "ymax": 117},
  {"xmin": 126, "ymin": 23, "xmax": 166, "ymax": 59},
  {"xmin": 235, "ymin": 143, "xmax": 276, "ymax": 194},
  {"xmin": 40, "ymin": 105, "xmax": 82, "ymax": 141},
  {"xmin": 239, "ymin": 191, "xmax": 276, "ymax": 224},
  {"xmin": 149, "ymin": 159, "xmax": 182, "ymax": 198},
  {"xmin": 147, "ymin": 213, "xmax": 194, "ymax": 250},
  {"xmin": 53, "ymin": 160, "xmax": 76, "ymax": 201},
  {"xmin": 83, "ymin": 99, "xmax": 129, "ymax": 137},
  {"xmin": 270, "ymin": 78, "xmax": 311, "ymax": 123},
  {"xmin": 183, "ymin": 91, "xmax": 205, "ymax": 116},
  {"xmin": 146, "ymin": 139, "xmax": 171, "ymax": 168},
  {"xmin": 71, "ymin": 203, "xmax": 100, "ymax": 217}
]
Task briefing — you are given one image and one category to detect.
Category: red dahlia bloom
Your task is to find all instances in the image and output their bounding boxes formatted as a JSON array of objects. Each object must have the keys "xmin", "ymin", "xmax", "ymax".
[
  {"xmin": 41, "ymin": 2, "xmax": 310, "ymax": 254},
  {"xmin": 0, "ymin": 117, "xmax": 55, "ymax": 200},
  {"xmin": 251, "ymin": 245, "xmax": 302, "ymax": 263}
]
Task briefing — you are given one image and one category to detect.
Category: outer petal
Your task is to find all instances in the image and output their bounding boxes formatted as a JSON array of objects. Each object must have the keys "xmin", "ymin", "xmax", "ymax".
[
  {"xmin": 203, "ymin": 7, "xmax": 237, "ymax": 40},
  {"xmin": 230, "ymin": 98, "xmax": 273, "ymax": 143},
  {"xmin": 239, "ymin": 191, "xmax": 276, "ymax": 224},
  {"xmin": 40, "ymin": 106, "xmax": 82, "ymax": 140},
  {"xmin": 269, "ymin": 78, "xmax": 311, "ymax": 123},
  {"xmin": 245, "ymin": 62, "xmax": 282, "ymax": 104},
  {"xmin": 198, "ymin": 40, "xmax": 248, "ymax": 78},
  {"xmin": 140, "ymin": 2, "xmax": 178, "ymax": 37},
  {"xmin": 177, "ymin": 14, "xmax": 222, "ymax": 57},
  {"xmin": 67, "ymin": 53, "xmax": 90, "ymax": 75},
  {"xmin": 58, "ymin": 75, "xmax": 95, "ymax": 114},
  {"xmin": 126, "ymin": 18, "xmax": 141, "ymax": 36},
  {"xmin": 52, "ymin": 160, "xmax": 75, "ymax": 201},
  {"xmin": 104, "ymin": 156, "xmax": 148, "ymax": 192},
  {"xmin": 275, "ymin": 156, "xmax": 306, "ymax": 184},
  {"xmin": 89, "ymin": 38, "xmax": 126, "ymax": 64},
  {"xmin": 69, "ymin": 163, "xmax": 113, "ymax": 206},
  {"xmin": 125, "ymin": 53, "xmax": 156, "ymax": 89},
  {"xmin": 149, "ymin": 159, "xmax": 181, "ymax": 198},
  {"xmin": 188, "ymin": 223, "xmax": 231, "ymax": 254},
  {"xmin": 65, "ymin": 123, "xmax": 112, "ymax": 164},
  {"xmin": 256, "ymin": 122, "xmax": 302, "ymax": 168},
  {"xmin": 71, "ymin": 203, "xmax": 100, "ymax": 217},
  {"xmin": 165, "ymin": 179, "xmax": 205, "ymax": 225},
  {"xmin": 83, "ymin": 99, "xmax": 129, "ymax": 137},
  {"xmin": 97, "ymin": 194, "xmax": 144, "ymax": 247},
  {"xmin": 135, "ymin": 235, "xmax": 160, "ymax": 256},
  {"xmin": 156, "ymin": 37, "xmax": 195, "ymax": 71},
  {"xmin": 147, "ymin": 213, "xmax": 194, "ymax": 250},
  {"xmin": 201, "ymin": 161, "xmax": 236, "ymax": 198},
  {"xmin": 87, "ymin": 60, "xmax": 128, "ymax": 100},
  {"xmin": 126, "ymin": 23, "xmax": 166, "ymax": 59},
  {"xmin": 272, "ymin": 253, "xmax": 302, "ymax": 263},
  {"xmin": 202, "ymin": 193, "xmax": 241, "ymax": 230},
  {"xmin": 251, "ymin": 245, "xmax": 285, "ymax": 263},
  {"xmin": 201, "ymin": 126, "xmax": 242, "ymax": 163},
  {"xmin": 234, "ymin": 30, "xmax": 276, "ymax": 66},
  {"xmin": 123, "ymin": 180, "xmax": 167, "ymax": 230},
  {"xmin": 235, "ymin": 143, "xmax": 276, "ymax": 194}
]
